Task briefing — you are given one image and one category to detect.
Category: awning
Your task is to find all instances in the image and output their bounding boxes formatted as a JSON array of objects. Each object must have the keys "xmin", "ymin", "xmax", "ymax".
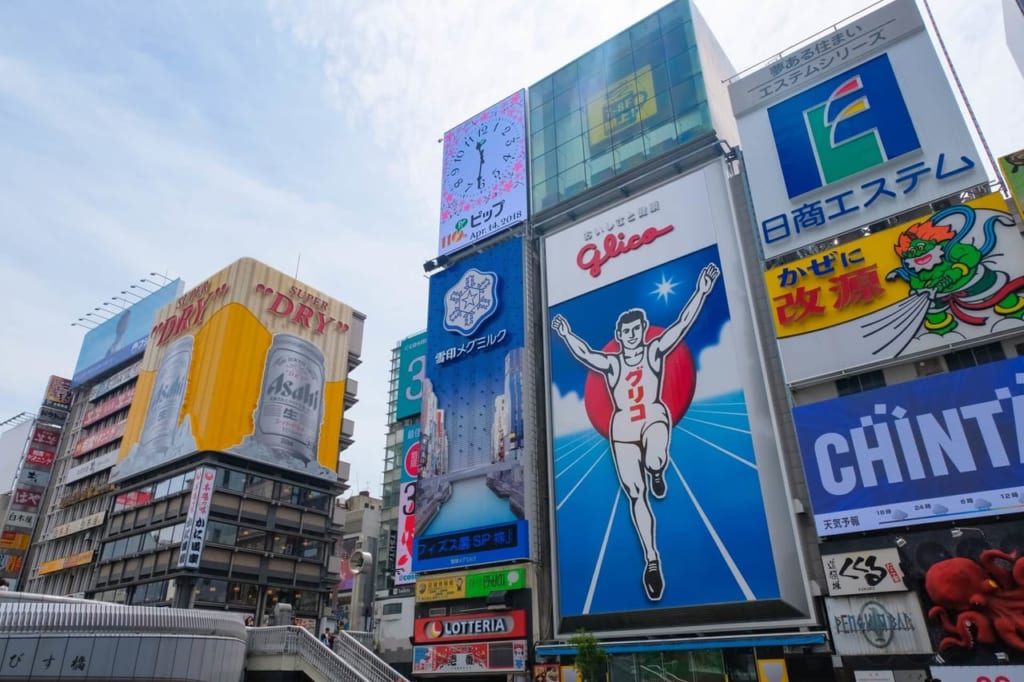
[{"xmin": 535, "ymin": 631, "xmax": 827, "ymax": 656}]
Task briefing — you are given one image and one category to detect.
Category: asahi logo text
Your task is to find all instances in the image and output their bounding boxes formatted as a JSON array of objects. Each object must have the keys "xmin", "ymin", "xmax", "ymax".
[
  {"xmin": 256, "ymin": 283, "xmax": 350, "ymax": 334},
  {"xmin": 265, "ymin": 373, "xmax": 321, "ymax": 410}
]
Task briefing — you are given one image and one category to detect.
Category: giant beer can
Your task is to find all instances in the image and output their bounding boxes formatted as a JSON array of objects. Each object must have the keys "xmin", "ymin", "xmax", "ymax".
[
  {"xmin": 137, "ymin": 334, "xmax": 194, "ymax": 457},
  {"xmin": 253, "ymin": 334, "xmax": 326, "ymax": 464}
]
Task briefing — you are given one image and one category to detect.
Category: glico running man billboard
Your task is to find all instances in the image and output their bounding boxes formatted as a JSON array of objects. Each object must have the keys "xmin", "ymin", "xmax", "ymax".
[
  {"xmin": 543, "ymin": 163, "xmax": 810, "ymax": 632},
  {"xmin": 795, "ymin": 354, "xmax": 1024, "ymax": 537},
  {"xmin": 765, "ymin": 193, "xmax": 1024, "ymax": 384},
  {"xmin": 71, "ymin": 280, "xmax": 183, "ymax": 388},
  {"xmin": 414, "ymin": 237, "xmax": 528, "ymax": 572},
  {"xmin": 112, "ymin": 258, "xmax": 363, "ymax": 482},
  {"xmin": 728, "ymin": 0, "xmax": 986, "ymax": 259}
]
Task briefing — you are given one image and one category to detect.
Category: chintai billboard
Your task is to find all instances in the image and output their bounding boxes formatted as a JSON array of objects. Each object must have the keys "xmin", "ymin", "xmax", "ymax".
[
  {"xmin": 542, "ymin": 161, "xmax": 811, "ymax": 633},
  {"xmin": 414, "ymin": 237, "xmax": 529, "ymax": 572},
  {"xmin": 112, "ymin": 258, "xmax": 363, "ymax": 482},
  {"xmin": 795, "ymin": 355, "xmax": 1024, "ymax": 536},
  {"xmin": 765, "ymin": 193, "xmax": 1024, "ymax": 384}
]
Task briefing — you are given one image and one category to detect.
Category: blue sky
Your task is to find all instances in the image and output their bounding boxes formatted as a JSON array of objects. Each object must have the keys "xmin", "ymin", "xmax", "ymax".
[{"xmin": 1, "ymin": 0, "xmax": 1021, "ymax": 495}]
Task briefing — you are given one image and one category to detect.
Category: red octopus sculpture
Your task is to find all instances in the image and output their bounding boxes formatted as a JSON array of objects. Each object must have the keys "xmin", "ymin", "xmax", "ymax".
[{"xmin": 925, "ymin": 549, "xmax": 1024, "ymax": 652}]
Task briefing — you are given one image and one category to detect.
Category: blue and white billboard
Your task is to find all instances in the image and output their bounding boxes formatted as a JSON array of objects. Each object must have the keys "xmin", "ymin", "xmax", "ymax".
[
  {"xmin": 395, "ymin": 332, "xmax": 427, "ymax": 421},
  {"xmin": 71, "ymin": 281, "xmax": 182, "ymax": 388},
  {"xmin": 543, "ymin": 165, "xmax": 809, "ymax": 631},
  {"xmin": 728, "ymin": 0, "xmax": 986, "ymax": 259},
  {"xmin": 795, "ymin": 355, "xmax": 1024, "ymax": 537},
  {"xmin": 414, "ymin": 237, "xmax": 528, "ymax": 572}
]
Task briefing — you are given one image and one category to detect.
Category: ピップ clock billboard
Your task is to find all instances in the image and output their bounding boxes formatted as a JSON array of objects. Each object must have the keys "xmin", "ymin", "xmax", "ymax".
[{"xmin": 438, "ymin": 90, "xmax": 528, "ymax": 257}]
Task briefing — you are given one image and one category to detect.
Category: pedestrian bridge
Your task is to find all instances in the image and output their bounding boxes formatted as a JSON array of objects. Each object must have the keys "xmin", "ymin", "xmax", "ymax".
[{"xmin": 0, "ymin": 591, "xmax": 408, "ymax": 682}]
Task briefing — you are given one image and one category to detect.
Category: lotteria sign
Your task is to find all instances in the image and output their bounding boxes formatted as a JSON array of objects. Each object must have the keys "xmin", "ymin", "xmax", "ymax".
[
  {"xmin": 795, "ymin": 355, "xmax": 1024, "ymax": 536},
  {"xmin": 414, "ymin": 610, "xmax": 527, "ymax": 643}
]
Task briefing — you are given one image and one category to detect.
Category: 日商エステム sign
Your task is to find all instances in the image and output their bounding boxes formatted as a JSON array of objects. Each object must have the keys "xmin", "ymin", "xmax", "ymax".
[{"xmin": 729, "ymin": 0, "xmax": 986, "ymax": 259}]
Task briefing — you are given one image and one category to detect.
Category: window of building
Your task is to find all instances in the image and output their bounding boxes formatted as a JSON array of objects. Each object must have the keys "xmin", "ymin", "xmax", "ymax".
[
  {"xmin": 944, "ymin": 342, "xmax": 1006, "ymax": 371},
  {"xmin": 206, "ymin": 521, "xmax": 237, "ymax": 546},
  {"xmin": 227, "ymin": 582, "xmax": 259, "ymax": 607},
  {"xmin": 298, "ymin": 539, "xmax": 324, "ymax": 561},
  {"xmin": 245, "ymin": 474, "xmax": 274, "ymax": 499},
  {"xmin": 215, "ymin": 468, "xmax": 246, "ymax": 493},
  {"xmin": 835, "ymin": 369, "xmax": 886, "ymax": 396},
  {"xmin": 194, "ymin": 578, "xmax": 228, "ymax": 605},
  {"xmin": 236, "ymin": 527, "xmax": 266, "ymax": 552},
  {"xmin": 382, "ymin": 602, "xmax": 403, "ymax": 616}
]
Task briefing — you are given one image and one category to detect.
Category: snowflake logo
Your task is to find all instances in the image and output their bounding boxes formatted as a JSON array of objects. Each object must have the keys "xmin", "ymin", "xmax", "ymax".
[{"xmin": 443, "ymin": 268, "xmax": 500, "ymax": 337}]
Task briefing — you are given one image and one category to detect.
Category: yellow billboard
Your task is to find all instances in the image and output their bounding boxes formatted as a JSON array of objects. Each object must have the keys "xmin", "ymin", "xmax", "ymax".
[
  {"xmin": 38, "ymin": 549, "xmax": 94, "ymax": 576},
  {"xmin": 586, "ymin": 65, "xmax": 657, "ymax": 149},
  {"xmin": 999, "ymin": 148, "xmax": 1024, "ymax": 220},
  {"xmin": 113, "ymin": 258, "xmax": 363, "ymax": 482},
  {"xmin": 764, "ymin": 193, "xmax": 1024, "ymax": 383}
]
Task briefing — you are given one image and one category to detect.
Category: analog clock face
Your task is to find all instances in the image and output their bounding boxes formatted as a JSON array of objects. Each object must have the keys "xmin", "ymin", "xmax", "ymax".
[
  {"xmin": 438, "ymin": 91, "xmax": 528, "ymax": 257},
  {"xmin": 444, "ymin": 115, "xmax": 522, "ymax": 204}
]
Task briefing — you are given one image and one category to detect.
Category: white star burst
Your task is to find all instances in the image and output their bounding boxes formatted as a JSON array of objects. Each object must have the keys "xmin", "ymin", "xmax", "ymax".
[{"xmin": 651, "ymin": 274, "xmax": 678, "ymax": 302}]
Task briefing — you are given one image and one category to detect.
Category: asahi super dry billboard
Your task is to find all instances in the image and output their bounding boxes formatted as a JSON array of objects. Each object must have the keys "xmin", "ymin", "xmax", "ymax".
[{"xmin": 113, "ymin": 258, "xmax": 363, "ymax": 482}]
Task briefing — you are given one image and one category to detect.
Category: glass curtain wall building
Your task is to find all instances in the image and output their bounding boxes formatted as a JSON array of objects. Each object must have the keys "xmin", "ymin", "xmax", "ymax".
[{"xmin": 529, "ymin": 1, "xmax": 711, "ymax": 212}]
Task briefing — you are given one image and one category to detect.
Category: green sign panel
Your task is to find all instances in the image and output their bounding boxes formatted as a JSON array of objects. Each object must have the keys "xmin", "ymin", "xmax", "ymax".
[{"xmin": 465, "ymin": 566, "xmax": 526, "ymax": 598}]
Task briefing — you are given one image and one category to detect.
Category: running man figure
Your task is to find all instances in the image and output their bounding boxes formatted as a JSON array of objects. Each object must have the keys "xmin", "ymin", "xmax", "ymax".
[{"xmin": 550, "ymin": 263, "xmax": 720, "ymax": 600}]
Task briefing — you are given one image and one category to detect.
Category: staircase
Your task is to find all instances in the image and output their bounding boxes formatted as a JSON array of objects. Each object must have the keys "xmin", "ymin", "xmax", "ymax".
[{"xmin": 245, "ymin": 626, "xmax": 410, "ymax": 682}]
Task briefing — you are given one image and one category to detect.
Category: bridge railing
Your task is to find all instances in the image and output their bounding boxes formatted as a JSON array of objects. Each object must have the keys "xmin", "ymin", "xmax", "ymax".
[
  {"xmin": 335, "ymin": 629, "xmax": 410, "ymax": 682},
  {"xmin": 247, "ymin": 626, "xmax": 370, "ymax": 682},
  {"xmin": 0, "ymin": 592, "xmax": 246, "ymax": 640}
]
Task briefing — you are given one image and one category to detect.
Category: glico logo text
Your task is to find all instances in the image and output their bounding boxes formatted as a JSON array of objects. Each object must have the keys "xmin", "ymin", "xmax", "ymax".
[{"xmin": 767, "ymin": 53, "xmax": 920, "ymax": 199}]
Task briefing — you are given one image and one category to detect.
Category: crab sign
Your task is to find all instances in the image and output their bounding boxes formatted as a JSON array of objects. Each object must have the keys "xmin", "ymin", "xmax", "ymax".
[{"xmin": 925, "ymin": 549, "xmax": 1024, "ymax": 652}]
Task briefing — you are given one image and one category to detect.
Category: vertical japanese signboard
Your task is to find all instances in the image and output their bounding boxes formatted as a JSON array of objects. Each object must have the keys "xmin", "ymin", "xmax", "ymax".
[
  {"xmin": 728, "ymin": 0, "xmax": 986, "ymax": 259},
  {"xmin": 395, "ymin": 332, "xmax": 427, "ymax": 421},
  {"xmin": 394, "ymin": 424, "xmax": 419, "ymax": 585},
  {"xmin": 542, "ymin": 163, "xmax": 809, "ymax": 631},
  {"xmin": 415, "ymin": 237, "xmax": 528, "ymax": 572},
  {"xmin": 763, "ymin": 193, "xmax": 1024, "ymax": 384},
  {"xmin": 178, "ymin": 466, "xmax": 215, "ymax": 569}
]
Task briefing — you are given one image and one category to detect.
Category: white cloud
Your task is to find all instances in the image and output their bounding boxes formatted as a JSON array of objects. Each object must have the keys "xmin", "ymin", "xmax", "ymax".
[
  {"xmin": 692, "ymin": 320, "xmax": 741, "ymax": 400},
  {"xmin": 550, "ymin": 384, "xmax": 595, "ymax": 438}
]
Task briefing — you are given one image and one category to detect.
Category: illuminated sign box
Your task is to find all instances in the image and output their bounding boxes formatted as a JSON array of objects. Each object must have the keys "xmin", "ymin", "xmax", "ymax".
[
  {"xmin": 413, "ymin": 640, "xmax": 527, "ymax": 675},
  {"xmin": 414, "ymin": 610, "xmax": 527, "ymax": 644},
  {"xmin": 795, "ymin": 355, "xmax": 1024, "ymax": 536},
  {"xmin": 415, "ymin": 565, "xmax": 527, "ymax": 603},
  {"xmin": 729, "ymin": 0, "xmax": 986, "ymax": 259},
  {"xmin": 416, "ymin": 239, "xmax": 530, "ymax": 573},
  {"xmin": 764, "ymin": 193, "xmax": 1024, "ymax": 385}
]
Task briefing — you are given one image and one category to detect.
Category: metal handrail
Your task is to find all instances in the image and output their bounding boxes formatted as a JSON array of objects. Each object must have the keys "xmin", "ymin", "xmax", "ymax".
[
  {"xmin": 335, "ymin": 629, "xmax": 410, "ymax": 682},
  {"xmin": 247, "ymin": 626, "xmax": 370, "ymax": 682},
  {"xmin": 0, "ymin": 595, "xmax": 246, "ymax": 640}
]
